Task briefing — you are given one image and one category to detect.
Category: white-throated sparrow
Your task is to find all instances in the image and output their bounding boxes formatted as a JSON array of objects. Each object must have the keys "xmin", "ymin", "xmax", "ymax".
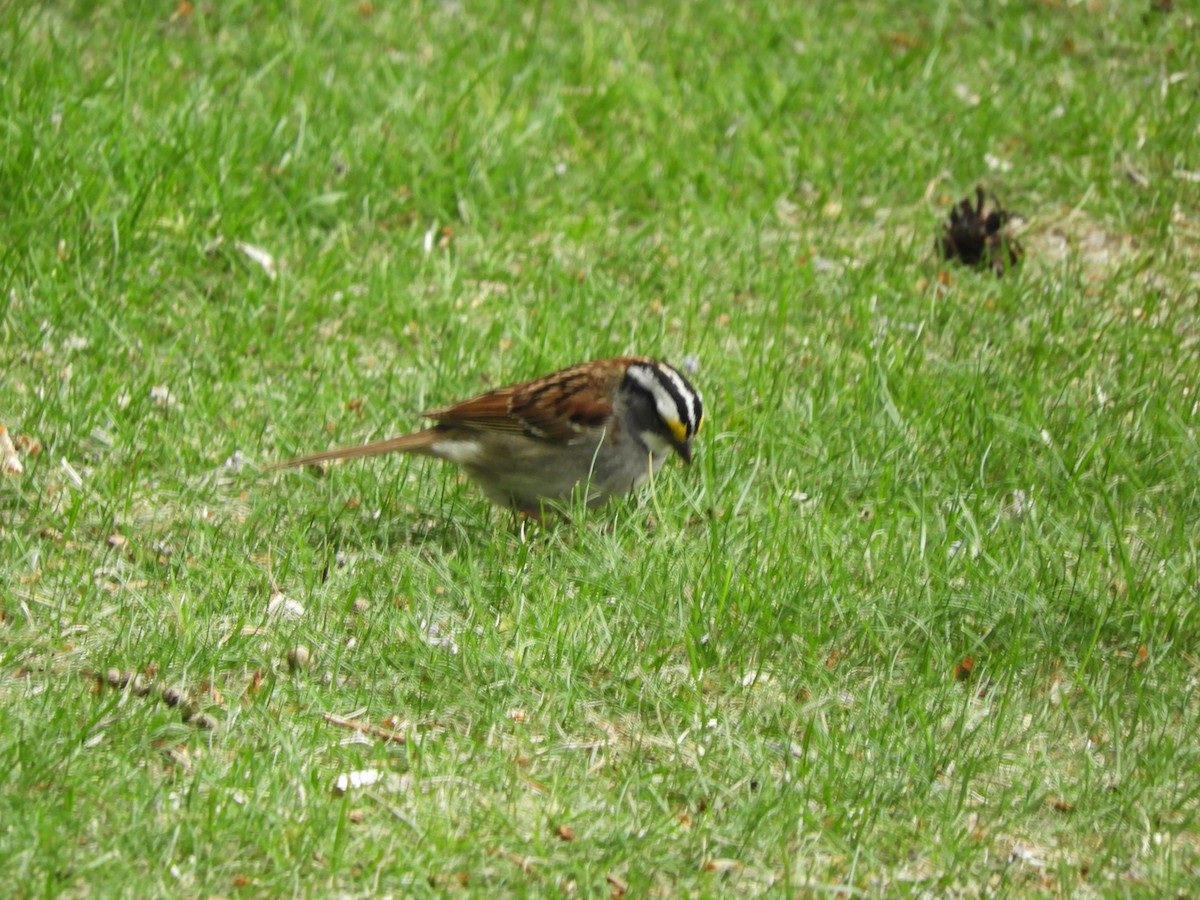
[{"xmin": 272, "ymin": 356, "xmax": 703, "ymax": 515}]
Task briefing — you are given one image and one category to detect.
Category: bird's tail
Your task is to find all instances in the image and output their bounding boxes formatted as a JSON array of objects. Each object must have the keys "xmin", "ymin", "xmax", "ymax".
[{"xmin": 267, "ymin": 430, "xmax": 439, "ymax": 470}]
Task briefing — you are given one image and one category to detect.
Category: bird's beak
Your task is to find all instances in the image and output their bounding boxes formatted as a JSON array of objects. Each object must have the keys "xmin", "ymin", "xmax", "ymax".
[{"xmin": 666, "ymin": 420, "xmax": 693, "ymax": 465}]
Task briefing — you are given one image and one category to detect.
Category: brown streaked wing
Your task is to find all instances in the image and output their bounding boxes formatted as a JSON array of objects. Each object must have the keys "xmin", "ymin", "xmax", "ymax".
[
  {"xmin": 422, "ymin": 387, "xmax": 524, "ymax": 433},
  {"xmin": 423, "ymin": 358, "xmax": 635, "ymax": 443}
]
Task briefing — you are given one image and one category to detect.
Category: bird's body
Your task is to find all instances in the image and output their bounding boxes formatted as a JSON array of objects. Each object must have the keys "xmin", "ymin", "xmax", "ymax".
[{"xmin": 272, "ymin": 357, "xmax": 703, "ymax": 515}]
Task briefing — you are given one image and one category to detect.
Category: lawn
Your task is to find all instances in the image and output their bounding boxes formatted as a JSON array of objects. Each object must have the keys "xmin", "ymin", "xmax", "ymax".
[{"xmin": 2, "ymin": 0, "xmax": 1198, "ymax": 895}]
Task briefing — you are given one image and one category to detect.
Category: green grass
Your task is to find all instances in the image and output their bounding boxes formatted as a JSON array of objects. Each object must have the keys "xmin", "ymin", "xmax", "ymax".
[{"xmin": 3, "ymin": 0, "xmax": 1199, "ymax": 895}]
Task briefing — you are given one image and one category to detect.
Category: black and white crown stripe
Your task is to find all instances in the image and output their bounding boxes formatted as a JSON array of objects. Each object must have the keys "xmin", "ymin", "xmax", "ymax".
[{"xmin": 626, "ymin": 361, "xmax": 703, "ymax": 437}]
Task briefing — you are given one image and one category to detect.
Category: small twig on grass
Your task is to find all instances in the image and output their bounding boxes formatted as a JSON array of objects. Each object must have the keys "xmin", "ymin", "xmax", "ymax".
[
  {"xmin": 488, "ymin": 848, "xmax": 539, "ymax": 876},
  {"xmin": 322, "ymin": 712, "xmax": 408, "ymax": 744}
]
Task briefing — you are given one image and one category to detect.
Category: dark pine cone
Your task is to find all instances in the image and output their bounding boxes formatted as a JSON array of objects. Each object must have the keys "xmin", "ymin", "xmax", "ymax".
[{"xmin": 939, "ymin": 185, "xmax": 1023, "ymax": 277}]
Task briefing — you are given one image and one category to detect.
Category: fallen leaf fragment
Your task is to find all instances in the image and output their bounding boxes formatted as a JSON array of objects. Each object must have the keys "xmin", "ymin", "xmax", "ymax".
[
  {"xmin": 333, "ymin": 769, "xmax": 381, "ymax": 795},
  {"xmin": 703, "ymin": 858, "xmax": 742, "ymax": 874},
  {"xmin": 606, "ymin": 872, "xmax": 629, "ymax": 897},
  {"xmin": 149, "ymin": 384, "xmax": 176, "ymax": 408},
  {"xmin": 488, "ymin": 849, "xmax": 535, "ymax": 874},
  {"xmin": 287, "ymin": 645, "xmax": 313, "ymax": 671},
  {"xmin": 267, "ymin": 591, "xmax": 305, "ymax": 620},
  {"xmin": 1, "ymin": 426, "xmax": 23, "ymax": 475},
  {"xmin": 235, "ymin": 241, "xmax": 277, "ymax": 280},
  {"xmin": 347, "ymin": 769, "xmax": 411, "ymax": 794}
]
